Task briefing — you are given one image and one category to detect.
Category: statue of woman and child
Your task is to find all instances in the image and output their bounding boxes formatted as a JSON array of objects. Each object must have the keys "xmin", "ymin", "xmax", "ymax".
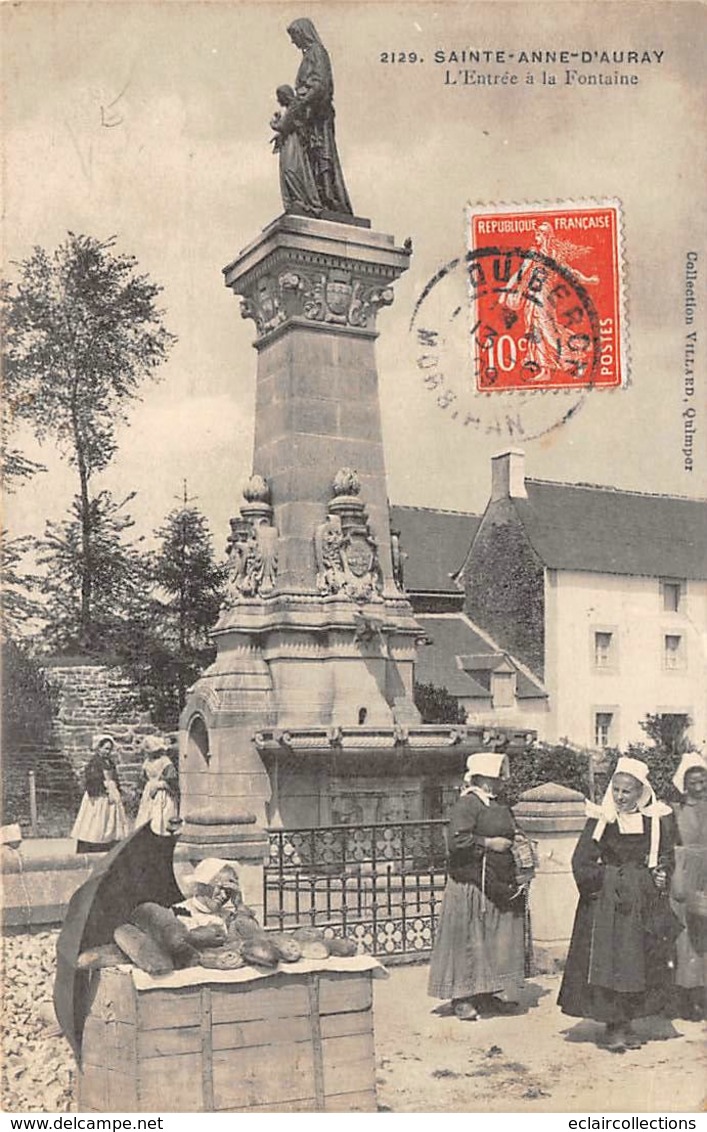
[{"xmin": 270, "ymin": 18, "xmax": 353, "ymax": 218}]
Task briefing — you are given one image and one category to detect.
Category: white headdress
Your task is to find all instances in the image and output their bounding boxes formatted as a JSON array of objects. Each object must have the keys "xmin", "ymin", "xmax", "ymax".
[
  {"xmin": 191, "ymin": 858, "xmax": 240, "ymax": 889},
  {"xmin": 587, "ymin": 756, "xmax": 670, "ymax": 868},
  {"xmin": 141, "ymin": 734, "xmax": 169, "ymax": 756},
  {"xmin": 464, "ymin": 751, "xmax": 510, "ymax": 785},
  {"xmin": 672, "ymin": 751, "xmax": 707, "ymax": 795},
  {"xmin": 92, "ymin": 733, "xmax": 115, "ymax": 752}
]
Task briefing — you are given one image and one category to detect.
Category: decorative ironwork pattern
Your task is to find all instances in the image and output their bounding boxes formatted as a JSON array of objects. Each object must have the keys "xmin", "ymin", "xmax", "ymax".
[{"xmin": 263, "ymin": 820, "xmax": 448, "ymax": 957}]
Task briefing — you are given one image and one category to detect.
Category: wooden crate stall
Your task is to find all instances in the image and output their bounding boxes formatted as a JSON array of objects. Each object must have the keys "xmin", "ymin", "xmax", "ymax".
[{"xmin": 78, "ymin": 963, "xmax": 379, "ymax": 1113}]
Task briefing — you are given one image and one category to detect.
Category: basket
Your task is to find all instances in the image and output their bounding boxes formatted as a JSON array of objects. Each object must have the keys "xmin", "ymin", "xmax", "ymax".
[{"xmin": 511, "ymin": 832, "xmax": 538, "ymax": 878}]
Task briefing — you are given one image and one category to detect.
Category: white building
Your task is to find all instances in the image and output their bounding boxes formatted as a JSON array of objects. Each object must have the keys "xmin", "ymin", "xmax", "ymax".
[{"xmin": 395, "ymin": 451, "xmax": 707, "ymax": 750}]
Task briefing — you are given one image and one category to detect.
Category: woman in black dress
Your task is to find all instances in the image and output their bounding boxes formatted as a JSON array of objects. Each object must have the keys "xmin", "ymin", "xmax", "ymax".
[{"xmin": 558, "ymin": 756, "xmax": 679, "ymax": 1052}]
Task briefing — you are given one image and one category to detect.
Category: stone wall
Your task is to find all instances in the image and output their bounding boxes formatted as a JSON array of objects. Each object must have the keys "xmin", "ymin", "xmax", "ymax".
[{"xmin": 42, "ymin": 660, "xmax": 164, "ymax": 771}]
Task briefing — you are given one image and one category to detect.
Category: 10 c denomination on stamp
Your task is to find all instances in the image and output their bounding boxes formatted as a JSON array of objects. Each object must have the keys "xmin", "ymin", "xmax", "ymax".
[{"xmin": 467, "ymin": 200, "xmax": 627, "ymax": 391}]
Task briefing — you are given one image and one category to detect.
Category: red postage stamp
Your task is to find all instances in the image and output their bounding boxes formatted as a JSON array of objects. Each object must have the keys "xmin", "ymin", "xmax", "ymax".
[{"xmin": 466, "ymin": 200, "xmax": 626, "ymax": 391}]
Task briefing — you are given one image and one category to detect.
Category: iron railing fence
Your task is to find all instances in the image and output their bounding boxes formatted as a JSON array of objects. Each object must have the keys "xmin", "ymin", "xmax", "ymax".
[{"xmin": 263, "ymin": 820, "xmax": 449, "ymax": 958}]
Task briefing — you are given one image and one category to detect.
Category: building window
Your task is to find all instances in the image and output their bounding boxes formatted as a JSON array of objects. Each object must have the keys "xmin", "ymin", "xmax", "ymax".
[
  {"xmin": 492, "ymin": 670, "xmax": 515, "ymax": 708},
  {"xmin": 661, "ymin": 580, "xmax": 683, "ymax": 612},
  {"xmin": 594, "ymin": 631, "xmax": 614, "ymax": 668},
  {"xmin": 594, "ymin": 712, "xmax": 614, "ymax": 748},
  {"xmin": 664, "ymin": 634, "xmax": 685, "ymax": 670}
]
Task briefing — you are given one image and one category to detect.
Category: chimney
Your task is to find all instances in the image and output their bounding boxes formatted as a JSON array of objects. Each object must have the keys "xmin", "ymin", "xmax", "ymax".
[{"xmin": 491, "ymin": 449, "xmax": 527, "ymax": 501}]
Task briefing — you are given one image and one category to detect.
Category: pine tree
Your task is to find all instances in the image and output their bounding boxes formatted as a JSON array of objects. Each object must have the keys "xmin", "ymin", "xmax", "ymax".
[
  {"xmin": 31, "ymin": 490, "xmax": 149, "ymax": 654},
  {"xmin": 121, "ymin": 490, "xmax": 226, "ymax": 727}
]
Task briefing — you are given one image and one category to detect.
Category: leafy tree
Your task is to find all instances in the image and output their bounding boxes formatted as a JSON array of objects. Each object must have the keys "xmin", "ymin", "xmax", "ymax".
[
  {"xmin": 624, "ymin": 713, "xmax": 695, "ymax": 802},
  {"xmin": 414, "ymin": 681, "xmax": 467, "ymax": 725},
  {"xmin": 505, "ymin": 741, "xmax": 593, "ymax": 806},
  {"xmin": 31, "ymin": 490, "xmax": 149, "ymax": 653},
  {"xmin": 0, "ymin": 280, "xmax": 47, "ymax": 495},
  {"xmin": 119, "ymin": 497, "xmax": 226, "ymax": 727},
  {"xmin": 638, "ymin": 712, "xmax": 692, "ymax": 758},
  {"xmin": 1, "ymin": 449, "xmax": 46, "ymax": 493},
  {"xmin": 0, "ymin": 638, "xmax": 80, "ymax": 829},
  {"xmin": 2, "ymin": 233, "xmax": 175, "ymax": 648},
  {"xmin": 0, "ymin": 533, "xmax": 40, "ymax": 638},
  {"xmin": 1, "ymin": 637, "xmax": 57, "ymax": 749}
]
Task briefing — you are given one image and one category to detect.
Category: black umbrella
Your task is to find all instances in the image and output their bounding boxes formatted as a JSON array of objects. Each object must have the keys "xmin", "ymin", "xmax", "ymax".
[{"xmin": 54, "ymin": 823, "xmax": 184, "ymax": 1061}]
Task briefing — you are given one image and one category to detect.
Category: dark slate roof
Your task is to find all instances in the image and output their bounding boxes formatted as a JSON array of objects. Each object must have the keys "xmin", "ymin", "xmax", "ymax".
[
  {"xmin": 514, "ymin": 480, "xmax": 707, "ymax": 580},
  {"xmin": 389, "ymin": 505, "xmax": 479, "ymax": 594},
  {"xmin": 415, "ymin": 614, "xmax": 547, "ymax": 700},
  {"xmin": 459, "ymin": 653, "xmax": 511, "ymax": 672}
]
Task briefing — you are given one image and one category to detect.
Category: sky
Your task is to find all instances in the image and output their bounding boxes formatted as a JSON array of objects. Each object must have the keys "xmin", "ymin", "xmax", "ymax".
[{"xmin": 3, "ymin": 0, "xmax": 705, "ymax": 555}]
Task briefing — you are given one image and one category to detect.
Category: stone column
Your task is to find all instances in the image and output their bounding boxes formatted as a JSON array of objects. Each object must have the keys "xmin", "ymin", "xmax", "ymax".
[
  {"xmin": 223, "ymin": 213, "xmax": 411, "ymax": 596},
  {"xmin": 513, "ymin": 781, "xmax": 587, "ymax": 972}
]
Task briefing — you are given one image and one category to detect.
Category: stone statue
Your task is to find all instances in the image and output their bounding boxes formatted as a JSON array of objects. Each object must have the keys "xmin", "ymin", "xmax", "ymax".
[
  {"xmin": 285, "ymin": 18, "xmax": 353, "ymax": 216},
  {"xmin": 222, "ymin": 476, "xmax": 279, "ymax": 607},
  {"xmin": 252, "ymin": 515, "xmax": 278, "ymax": 596},
  {"xmin": 270, "ymin": 85, "xmax": 323, "ymax": 217},
  {"xmin": 314, "ymin": 513, "xmax": 346, "ymax": 594},
  {"xmin": 313, "ymin": 471, "xmax": 384, "ymax": 604}
]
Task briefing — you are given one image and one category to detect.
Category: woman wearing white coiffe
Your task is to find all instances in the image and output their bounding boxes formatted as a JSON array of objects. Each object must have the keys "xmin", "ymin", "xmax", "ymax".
[
  {"xmin": 134, "ymin": 735, "xmax": 179, "ymax": 836},
  {"xmin": 558, "ymin": 756, "xmax": 680, "ymax": 1051},
  {"xmin": 173, "ymin": 858, "xmax": 243, "ymax": 930},
  {"xmin": 670, "ymin": 751, "xmax": 707, "ymax": 1019},
  {"xmin": 428, "ymin": 751, "xmax": 528, "ymax": 1021}
]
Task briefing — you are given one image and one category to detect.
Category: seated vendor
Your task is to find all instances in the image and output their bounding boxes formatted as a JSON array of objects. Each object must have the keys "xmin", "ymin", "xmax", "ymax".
[{"xmin": 173, "ymin": 858, "xmax": 243, "ymax": 929}]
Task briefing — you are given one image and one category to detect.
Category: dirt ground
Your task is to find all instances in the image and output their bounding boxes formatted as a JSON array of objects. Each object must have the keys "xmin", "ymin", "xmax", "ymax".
[
  {"xmin": 2, "ymin": 932, "xmax": 704, "ymax": 1114},
  {"xmin": 373, "ymin": 963, "xmax": 706, "ymax": 1113}
]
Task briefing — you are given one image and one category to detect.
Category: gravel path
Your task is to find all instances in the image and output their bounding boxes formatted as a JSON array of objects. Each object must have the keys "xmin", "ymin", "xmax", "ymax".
[{"xmin": 2, "ymin": 930, "xmax": 75, "ymax": 1113}]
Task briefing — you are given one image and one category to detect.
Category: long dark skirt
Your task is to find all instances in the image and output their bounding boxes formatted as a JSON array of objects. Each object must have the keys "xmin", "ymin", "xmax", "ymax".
[
  {"xmin": 428, "ymin": 878, "xmax": 525, "ymax": 1001},
  {"xmin": 558, "ymin": 895, "xmax": 671, "ymax": 1024}
]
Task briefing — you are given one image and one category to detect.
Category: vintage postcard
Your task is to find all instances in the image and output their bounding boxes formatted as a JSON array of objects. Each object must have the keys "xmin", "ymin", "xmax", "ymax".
[{"xmin": 2, "ymin": 0, "xmax": 705, "ymax": 1119}]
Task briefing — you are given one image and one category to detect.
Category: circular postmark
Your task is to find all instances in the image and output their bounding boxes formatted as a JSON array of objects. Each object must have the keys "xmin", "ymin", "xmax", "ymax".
[{"xmin": 409, "ymin": 245, "xmax": 602, "ymax": 442}]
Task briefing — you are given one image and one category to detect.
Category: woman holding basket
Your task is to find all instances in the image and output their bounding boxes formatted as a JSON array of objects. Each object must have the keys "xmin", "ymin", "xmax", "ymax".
[{"xmin": 428, "ymin": 751, "xmax": 532, "ymax": 1021}]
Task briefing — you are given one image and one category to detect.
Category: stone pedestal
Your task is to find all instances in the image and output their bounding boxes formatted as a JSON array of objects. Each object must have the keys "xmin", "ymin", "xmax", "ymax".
[{"xmin": 513, "ymin": 781, "xmax": 587, "ymax": 972}]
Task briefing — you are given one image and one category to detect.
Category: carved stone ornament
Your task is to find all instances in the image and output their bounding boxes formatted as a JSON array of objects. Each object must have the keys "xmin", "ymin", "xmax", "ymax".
[
  {"xmin": 332, "ymin": 467, "xmax": 361, "ymax": 497},
  {"xmin": 313, "ymin": 469, "xmax": 383, "ymax": 604},
  {"xmin": 222, "ymin": 475, "xmax": 279, "ymax": 606},
  {"xmin": 239, "ymin": 263, "xmax": 396, "ymax": 339}
]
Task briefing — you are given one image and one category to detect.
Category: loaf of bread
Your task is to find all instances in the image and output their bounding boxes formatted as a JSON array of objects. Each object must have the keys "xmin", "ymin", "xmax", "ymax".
[
  {"xmin": 76, "ymin": 943, "xmax": 129, "ymax": 970},
  {"xmin": 240, "ymin": 937, "xmax": 280, "ymax": 968},
  {"xmin": 187, "ymin": 923, "xmax": 228, "ymax": 950},
  {"xmin": 269, "ymin": 934, "xmax": 303, "ymax": 963},
  {"xmin": 325, "ymin": 937, "xmax": 358, "ymax": 957},
  {"xmin": 198, "ymin": 948, "xmax": 245, "ymax": 970},
  {"xmin": 292, "ymin": 926, "xmax": 325, "ymax": 943},
  {"xmin": 113, "ymin": 923, "xmax": 174, "ymax": 975},
  {"xmin": 298, "ymin": 939, "xmax": 330, "ymax": 960}
]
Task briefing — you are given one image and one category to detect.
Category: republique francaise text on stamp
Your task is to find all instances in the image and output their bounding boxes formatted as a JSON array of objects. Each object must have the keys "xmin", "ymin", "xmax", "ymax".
[{"xmin": 466, "ymin": 200, "xmax": 627, "ymax": 391}]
